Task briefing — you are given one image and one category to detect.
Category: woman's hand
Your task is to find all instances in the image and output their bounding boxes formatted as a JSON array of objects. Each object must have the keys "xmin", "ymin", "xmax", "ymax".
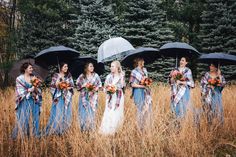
[
  {"xmin": 28, "ymin": 86, "xmax": 35, "ymax": 92},
  {"xmin": 131, "ymin": 83, "xmax": 145, "ymax": 88},
  {"xmin": 176, "ymin": 80, "xmax": 186, "ymax": 86}
]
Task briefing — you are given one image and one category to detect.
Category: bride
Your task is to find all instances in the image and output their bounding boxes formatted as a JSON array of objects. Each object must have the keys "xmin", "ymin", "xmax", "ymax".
[{"xmin": 99, "ymin": 61, "xmax": 125, "ymax": 135}]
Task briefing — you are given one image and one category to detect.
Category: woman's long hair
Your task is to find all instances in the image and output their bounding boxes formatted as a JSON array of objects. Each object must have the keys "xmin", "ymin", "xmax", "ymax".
[{"xmin": 82, "ymin": 62, "xmax": 94, "ymax": 79}]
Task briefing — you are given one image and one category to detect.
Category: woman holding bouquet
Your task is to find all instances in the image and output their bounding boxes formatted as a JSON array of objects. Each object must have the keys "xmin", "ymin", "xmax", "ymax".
[
  {"xmin": 169, "ymin": 57, "xmax": 194, "ymax": 119},
  {"xmin": 76, "ymin": 62, "xmax": 102, "ymax": 131},
  {"xmin": 129, "ymin": 58, "xmax": 152, "ymax": 131},
  {"xmin": 99, "ymin": 61, "xmax": 125, "ymax": 135},
  {"xmin": 200, "ymin": 63, "xmax": 226, "ymax": 124},
  {"xmin": 45, "ymin": 62, "xmax": 74, "ymax": 135},
  {"xmin": 12, "ymin": 62, "xmax": 42, "ymax": 139}
]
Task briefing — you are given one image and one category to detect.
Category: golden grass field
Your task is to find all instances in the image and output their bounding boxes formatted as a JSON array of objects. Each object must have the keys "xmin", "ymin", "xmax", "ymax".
[{"xmin": 0, "ymin": 84, "xmax": 236, "ymax": 157}]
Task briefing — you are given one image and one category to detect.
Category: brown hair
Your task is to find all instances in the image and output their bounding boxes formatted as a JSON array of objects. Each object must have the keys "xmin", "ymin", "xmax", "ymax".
[
  {"xmin": 133, "ymin": 57, "xmax": 144, "ymax": 68},
  {"xmin": 59, "ymin": 62, "xmax": 70, "ymax": 77},
  {"xmin": 181, "ymin": 56, "xmax": 190, "ymax": 63},
  {"xmin": 20, "ymin": 62, "xmax": 32, "ymax": 74},
  {"xmin": 83, "ymin": 62, "xmax": 94, "ymax": 78}
]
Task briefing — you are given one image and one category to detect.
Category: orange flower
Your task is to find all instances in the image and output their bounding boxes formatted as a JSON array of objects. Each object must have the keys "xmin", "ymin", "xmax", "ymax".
[
  {"xmin": 59, "ymin": 81, "xmax": 70, "ymax": 90},
  {"xmin": 208, "ymin": 78, "xmax": 221, "ymax": 87},
  {"xmin": 31, "ymin": 77, "xmax": 42, "ymax": 87},
  {"xmin": 85, "ymin": 83, "xmax": 95, "ymax": 92},
  {"xmin": 106, "ymin": 84, "xmax": 117, "ymax": 94},
  {"xmin": 140, "ymin": 78, "xmax": 153, "ymax": 86}
]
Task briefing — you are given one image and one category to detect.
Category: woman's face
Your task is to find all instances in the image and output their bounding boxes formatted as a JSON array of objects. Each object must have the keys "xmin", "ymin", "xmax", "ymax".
[
  {"xmin": 110, "ymin": 62, "xmax": 118, "ymax": 73},
  {"xmin": 180, "ymin": 57, "xmax": 188, "ymax": 67},
  {"xmin": 138, "ymin": 59, "xmax": 145, "ymax": 67},
  {"xmin": 61, "ymin": 64, "xmax": 68, "ymax": 74},
  {"xmin": 87, "ymin": 63, "xmax": 94, "ymax": 73},
  {"xmin": 25, "ymin": 65, "xmax": 33, "ymax": 75},
  {"xmin": 209, "ymin": 64, "xmax": 217, "ymax": 72}
]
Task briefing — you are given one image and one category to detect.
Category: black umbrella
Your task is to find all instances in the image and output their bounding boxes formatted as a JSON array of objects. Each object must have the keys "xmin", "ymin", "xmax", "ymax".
[
  {"xmin": 121, "ymin": 47, "xmax": 160, "ymax": 68},
  {"xmin": 198, "ymin": 52, "xmax": 236, "ymax": 66},
  {"xmin": 160, "ymin": 42, "xmax": 200, "ymax": 67},
  {"xmin": 70, "ymin": 56, "xmax": 104, "ymax": 78},
  {"xmin": 35, "ymin": 45, "xmax": 80, "ymax": 69},
  {"xmin": 9, "ymin": 58, "xmax": 49, "ymax": 80}
]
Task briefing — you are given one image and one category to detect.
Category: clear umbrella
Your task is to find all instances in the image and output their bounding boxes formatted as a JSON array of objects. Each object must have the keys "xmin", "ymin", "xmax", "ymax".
[{"xmin": 97, "ymin": 37, "xmax": 135, "ymax": 63}]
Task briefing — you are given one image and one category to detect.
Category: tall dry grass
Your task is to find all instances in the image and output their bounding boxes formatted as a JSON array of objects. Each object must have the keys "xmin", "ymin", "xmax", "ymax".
[{"xmin": 0, "ymin": 84, "xmax": 236, "ymax": 157}]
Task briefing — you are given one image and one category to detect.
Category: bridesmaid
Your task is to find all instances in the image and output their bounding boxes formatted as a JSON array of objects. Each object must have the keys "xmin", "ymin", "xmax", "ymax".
[
  {"xmin": 200, "ymin": 63, "xmax": 226, "ymax": 125},
  {"xmin": 76, "ymin": 62, "xmax": 102, "ymax": 131},
  {"xmin": 12, "ymin": 62, "xmax": 42, "ymax": 139},
  {"xmin": 99, "ymin": 61, "xmax": 125, "ymax": 135},
  {"xmin": 169, "ymin": 57, "xmax": 194, "ymax": 119},
  {"xmin": 45, "ymin": 62, "xmax": 74, "ymax": 135},
  {"xmin": 129, "ymin": 58, "xmax": 152, "ymax": 131}
]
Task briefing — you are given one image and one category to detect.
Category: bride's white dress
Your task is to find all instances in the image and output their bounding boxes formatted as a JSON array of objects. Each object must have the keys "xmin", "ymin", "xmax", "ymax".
[{"xmin": 99, "ymin": 74, "xmax": 124, "ymax": 135}]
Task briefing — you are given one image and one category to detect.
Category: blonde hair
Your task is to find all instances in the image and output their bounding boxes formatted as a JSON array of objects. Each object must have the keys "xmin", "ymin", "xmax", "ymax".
[{"xmin": 111, "ymin": 60, "xmax": 123, "ymax": 74}]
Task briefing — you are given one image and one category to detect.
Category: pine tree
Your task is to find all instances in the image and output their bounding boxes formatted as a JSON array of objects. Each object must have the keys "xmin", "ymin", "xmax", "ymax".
[
  {"xmin": 198, "ymin": 0, "xmax": 236, "ymax": 80},
  {"xmin": 118, "ymin": 0, "xmax": 175, "ymax": 82},
  {"xmin": 70, "ymin": 0, "xmax": 118, "ymax": 56},
  {"xmin": 17, "ymin": 0, "xmax": 77, "ymax": 58}
]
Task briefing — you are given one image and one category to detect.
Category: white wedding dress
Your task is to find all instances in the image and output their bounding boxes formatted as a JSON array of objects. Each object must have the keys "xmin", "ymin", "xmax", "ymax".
[{"xmin": 99, "ymin": 75, "xmax": 124, "ymax": 135}]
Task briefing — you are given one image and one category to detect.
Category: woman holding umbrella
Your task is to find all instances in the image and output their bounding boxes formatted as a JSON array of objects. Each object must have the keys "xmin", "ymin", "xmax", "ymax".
[
  {"xmin": 12, "ymin": 62, "xmax": 42, "ymax": 139},
  {"xmin": 129, "ymin": 58, "xmax": 152, "ymax": 131},
  {"xmin": 76, "ymin": 62, "xmax": 102, "ymax": 131},
  {"xmin": 45, "ymin": 62, "xmax": 74, "ymax": 135},
  {"xmin": 200, "ymin": 63, "xmax": 226, "ymax": 125},
  {"xmin": 169, "ymin": 57, "xmax": 194, "ymax": 119}
]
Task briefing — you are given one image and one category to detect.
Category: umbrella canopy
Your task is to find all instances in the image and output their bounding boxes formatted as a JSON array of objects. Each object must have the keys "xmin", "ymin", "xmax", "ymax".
[
  {"xmin": 9, "ymin": 58, "xmax": 49, "ymax": 80},
  {"xmin": 198, "ymin": 52, "xmax": 236, "ymax": 65},
  {"xmin": 35, "ymin": 45, "xmax": 80, "ymax": 68},
  {"xmin": 121, "ymin": 47, "xmax": 160, "ymax": 68},
  {"xmin": 97, "ymin": 37, "xmax": 135, "ymax": 63},
  {"xmin": 70, "ymin": 56, "xmax": 104, "ymax": 78},
  {"xmin": 160, "ymin": 42, "xmax": 200, "ymax": 57},
  {"xmin": 160, "ymin": 42, "xmax": 200, "ymax": 67}
]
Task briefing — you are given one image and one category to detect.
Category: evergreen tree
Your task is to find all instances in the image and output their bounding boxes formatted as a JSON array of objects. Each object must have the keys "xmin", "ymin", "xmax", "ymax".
[
  {"xmin": 70, "ymin": 0, "xmax": 118, "ymax": 56},
  {"xmin": 198, "ymin": 0, "xmax": 236, "ymax": 80},
  {"xmin": 118, "ymin": 0, "xmax": 175, "ymax": 82},
  {"xmin": 17, "ymin": 0, "xmax": 77, "ymax": 58}
]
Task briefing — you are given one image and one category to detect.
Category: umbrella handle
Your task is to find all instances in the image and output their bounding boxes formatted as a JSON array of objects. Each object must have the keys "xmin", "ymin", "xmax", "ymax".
[
  {"xmin": 175, "ymin": 55, "xmax": 178, "ymax": 68},
  {"xmin": 57, "ymin": 56, "xmax": 60, "ymax": 72}
]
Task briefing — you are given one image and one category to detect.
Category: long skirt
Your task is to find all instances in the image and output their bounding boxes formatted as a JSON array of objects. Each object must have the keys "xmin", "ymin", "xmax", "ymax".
[
  {"xmin": 133, "ymin": 88, "xmax": 152, "ymax": 130},
  {"xmin": 12, "ymin": 97, "xmax": 40, "ymax": 139},
  {"xmin": 45, "ymin": 96, "xmax": 72, "ymax": 135},
  {"xmin": 78, "ymin": 95, "xmax": 97, "ymax": 131},
  {"xmin": 99, "ymin": 92, "xmax": 124, "ymax": 135},
  {"xmin": 171, "ymin": 87, "xmax": 191, "ymax": 119},
  {"xmin": 203, "ymin": 88, "xmax": 224, "ymax": 124}
]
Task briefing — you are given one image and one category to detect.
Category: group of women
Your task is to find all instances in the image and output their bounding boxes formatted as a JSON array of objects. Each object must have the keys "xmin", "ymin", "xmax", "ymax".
[{"xmin": 12, "ymin": 56, "xmax": 226, "ymax": 139}]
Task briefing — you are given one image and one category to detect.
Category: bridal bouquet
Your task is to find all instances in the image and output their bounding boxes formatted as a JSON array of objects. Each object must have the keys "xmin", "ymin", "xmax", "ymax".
[
  {"xmin": 31, "ymin": 76, "xmax": 42, "ymax": 88},
  {"xmin": 140, "ymin": 78, "xmax": 153, "ymax": 86},
  {"xmin": 58, "ymin": 81, "xmax": 71, "ymax": 90},
  {"xmin": 105, "ymin": 84, "xmax": 117, "ymax": 94},
  {"xmin": 85, "ymin": 83, "xmax": 96, "ymax": 92},
  {"xmin": 208, "ymin": 78, "xmax": 221, "ymax": 87},
  {"xmin": 171, "ymin": 70, "xmax": 187, "ymax": 81}
]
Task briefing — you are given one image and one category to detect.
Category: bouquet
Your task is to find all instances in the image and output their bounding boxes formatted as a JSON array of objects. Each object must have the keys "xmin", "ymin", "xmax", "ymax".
[
  {"xmin": 208, "ymin": 78, "xmax": 221, "ymax": 87},
  {"xmin": 105, "ymin": 84, "xmax": 117, "ymax": 94},
  {"xmin": 31, "ymin": 76, "xmax": 42, "ymax": 88},
  {"xmin": 85, "ymin": 83, "xmax": 96, "ymax": 92},
  {"xmin": 58, "ymin": 81, "xmax": 71, "ymax": 90},
  {"xmin": 171, "ymin": 70, "xmax": 186, "ymax": 81},
  {"xmin": 140, "ymin": 78, "xmax": 153, "ymax": 86}
]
